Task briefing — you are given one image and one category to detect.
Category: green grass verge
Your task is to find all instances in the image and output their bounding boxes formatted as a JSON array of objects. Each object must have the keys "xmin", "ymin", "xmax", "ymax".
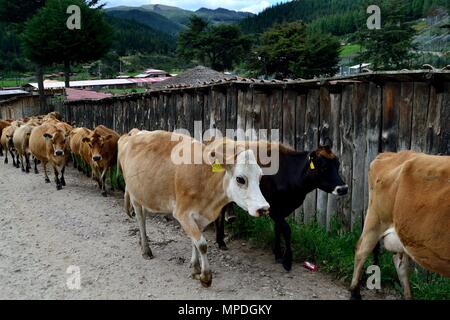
[
  {"xmin": 340, "ymin": 44, "xmax": 362, "ymax": 58},
  {"xmin": 229, "ymin": 206, "xmax": 450, "ymax": 300}
]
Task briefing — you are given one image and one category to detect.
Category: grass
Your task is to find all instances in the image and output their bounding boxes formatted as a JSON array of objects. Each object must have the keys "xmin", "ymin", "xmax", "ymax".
[
  {"xmin": 0, "ymin": 79, "xmax": 29, "ymax": 88},
  {"xmin": 340, "ymin": 44, "xmax": 362, "ymax": 58},
  {"xmin": 229, "ymin": 206, "xmax": 450, "ymax": 300}
]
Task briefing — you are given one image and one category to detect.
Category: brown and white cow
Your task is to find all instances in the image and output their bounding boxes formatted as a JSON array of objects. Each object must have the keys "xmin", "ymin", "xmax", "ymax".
[
  {"xmin": 1, "ymin": 125, "xmax": 20, "ymax": 166},
  {"xmin": 29, "ymin": 124, "xmax": 70, "ymax": 190},
  {"xmin": 118, "ymin": 130, "xmax": 269, "ymax": 288},
  {"xmin": 82, "ymin": 125, "xmax": 120, "ymax": 197},
  {"xmin": 350, "ymin": 151, "xmax": 450, "ymax": 300},
  {"xmin": 13, "ymin": 124, "xmax": 34, "ymax": 173}
]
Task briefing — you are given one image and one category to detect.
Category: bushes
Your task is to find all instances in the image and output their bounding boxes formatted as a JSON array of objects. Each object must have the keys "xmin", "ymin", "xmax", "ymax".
[{"xmin": 229, "ymin": 206, "xmax": 450, "ymax": 300}]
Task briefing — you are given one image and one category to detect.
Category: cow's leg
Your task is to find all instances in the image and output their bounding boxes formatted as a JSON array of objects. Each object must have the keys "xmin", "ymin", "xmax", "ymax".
[
  {"xmin": 190, "ymin": 243, "xmax": 201, "ymax": 277},
  {"xmin": 20, "ymin": 154, "xmax": 25, "ymax": 172},
  {"xmin": 100, "ymin": 167, "xmax": 108, "ymax": 197},
  {"xmin": 273, "ymin": 218, "xmax": 283, "ymax": 263},
  {"xmin": 0, "ymin": 144, "xmax": 3, "ymax": 157},
  {"xmin": 134, "ymin": 203, "xmax": 153, "ymax": 260},
  {"xmin": 124, "ymin": 187, "xmax": 135, "ymax": 218},
  {"xmin": 60, "ymin": 166, "xmax": 66, "ymax": 186},
  {"xmin": 215, "ymin": 207, "xmax": 228, "ymax": 250},
  {"xmin": 15, "ymin": 152, "xmax": 20, "ymax": 168},
  {"xmin": 393, "ymin": 253, "xmax": 412, "ymax": 300},
  {"xmin": 175, "ymin": 211, "xmax": 212, "ymax": 288},
  {"xmin": 34, "ymin": 157, "xmax": 39, "ymax": 174},
  {"xmin": 349, "ymin": 226, "xmax": 380, "ymax": 300},
  {"xmin": 4, "ymin": 147, "xmax": 8, "ymax": 164},
  {"xmin": 53, "ymin": 166, "xmax": 62, "ymax": 190},
  {"xmin": 25, "ymin": 153, "xmax": 31, "ymax": 173},
  {"xmin": 10, "ymin": 149, "xmax": 16, "ymax": 166},
  {"xmin": 280, "ymin": 219, "xmax": 292, "ymax": 271}
]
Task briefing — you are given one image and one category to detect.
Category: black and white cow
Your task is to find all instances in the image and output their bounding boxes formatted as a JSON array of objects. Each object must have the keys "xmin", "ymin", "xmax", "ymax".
[{"xmin": 215, "ymin": 139, "xmax": 348, "ymax": 271}]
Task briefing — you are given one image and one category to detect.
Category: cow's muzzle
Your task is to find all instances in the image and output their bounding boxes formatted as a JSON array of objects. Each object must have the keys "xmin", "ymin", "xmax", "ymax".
[
  {"xmin": 333, "ymin": 185, "xmax": 349, "ymax": 196},
  {"xmin": 92, "ymin": 155, "xmax": 102, "ymax": 162},
  {"xmin": 257, "ymin": 206, "xmax": 270, "ymax": 217},
  {"xmin": 54, "ymin": 150, "xmax": 64, "ymax": 156}
]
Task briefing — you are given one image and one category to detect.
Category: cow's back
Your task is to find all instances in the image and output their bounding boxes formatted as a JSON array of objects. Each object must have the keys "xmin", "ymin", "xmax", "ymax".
[
  {"xmin": 13, "ymin": 125, "xmax": 33, "ymax": 154},
  {"xmin": 29, "ymin": 124, "xmax": 52, "ymax": 162},
  {"xmin": 393, "ymin": 154, "xmax": 450, "ymax": 276}
]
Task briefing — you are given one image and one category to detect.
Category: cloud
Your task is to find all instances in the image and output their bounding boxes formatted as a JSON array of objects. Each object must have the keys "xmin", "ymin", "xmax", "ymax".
[{"xmin": 104, "ymin": 0, "xmax": 289, "ymax": 13}]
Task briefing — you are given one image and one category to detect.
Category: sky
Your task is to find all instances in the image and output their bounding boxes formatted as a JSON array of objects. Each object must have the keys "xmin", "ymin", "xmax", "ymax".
[{"xmin": 103, "ymin": 0, "xmax": 292, "ymax": 14}]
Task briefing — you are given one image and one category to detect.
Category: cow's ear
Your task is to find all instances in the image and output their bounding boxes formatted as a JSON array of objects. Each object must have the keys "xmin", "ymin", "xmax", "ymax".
[
  {"xmin": 320, "ymin": 137, "xmax": 333, "ymax": 151},
  {"xmin": 43, "ymin": 133, "xmax": 53, "ymax": 140},
  {"xmin": 103, "ymin": 134, "xmax": 113, "ymax": 141}
]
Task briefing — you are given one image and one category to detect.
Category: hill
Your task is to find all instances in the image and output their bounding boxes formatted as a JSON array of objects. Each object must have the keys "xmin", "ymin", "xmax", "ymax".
[
  {"xmin": 105, "ymin": 4, "xmax": 254, "ymax": 31},
  {"xmin": 105, "ymin": 8, "xmax": 185, "ymax": 35},
  {"xmin": 239, "ymin": 0, "xmax": 450, "ymax": 35}
]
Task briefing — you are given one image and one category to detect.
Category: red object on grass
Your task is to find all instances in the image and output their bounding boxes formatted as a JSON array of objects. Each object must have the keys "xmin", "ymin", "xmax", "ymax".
[{"xmin": 303, "ymin": 261, "xmax": 318, "ymax": 272}]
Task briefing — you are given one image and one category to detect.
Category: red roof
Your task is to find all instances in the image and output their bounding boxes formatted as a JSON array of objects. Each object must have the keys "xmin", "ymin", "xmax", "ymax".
[
  {"xmin": 65, "ymin": 88, "xmax": 113, "ymax": 101},
  {"xmin": 127, "ymin": 77, "xmax": 171, "ymax": 84}
]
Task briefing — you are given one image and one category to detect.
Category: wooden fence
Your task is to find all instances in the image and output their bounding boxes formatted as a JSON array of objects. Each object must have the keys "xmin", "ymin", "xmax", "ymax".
[{"xmin": 55, "ymin": 71, "xmax": 449, "ymax": 230}]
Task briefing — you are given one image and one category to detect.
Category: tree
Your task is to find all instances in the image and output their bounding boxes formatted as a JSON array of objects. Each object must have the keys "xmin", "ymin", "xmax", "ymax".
[
  {"xmin": 177, "ymin": 16, "xmax": 250, "ymax": 71},
  {"xmin": 357, "ymin": 0, "xmax": 417, "ymax": 70},
  {"xmin": 248, "ymin": 22, "xmax": 341, "ymax": 79},
  {"xmin": 22, "ymin": 0, "xmax": 113, "ymax": 87}
]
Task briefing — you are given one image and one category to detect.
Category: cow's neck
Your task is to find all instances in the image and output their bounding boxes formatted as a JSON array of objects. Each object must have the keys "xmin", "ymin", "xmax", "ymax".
[{"xmin": 287, "ymin": 151, "xmax": 318, "ymax": 195}]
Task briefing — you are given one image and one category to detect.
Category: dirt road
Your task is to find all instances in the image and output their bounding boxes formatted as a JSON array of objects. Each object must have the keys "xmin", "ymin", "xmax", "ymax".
[{"xmin": 0, "ymin": 161, "xmax": 395, "ymax": 300}]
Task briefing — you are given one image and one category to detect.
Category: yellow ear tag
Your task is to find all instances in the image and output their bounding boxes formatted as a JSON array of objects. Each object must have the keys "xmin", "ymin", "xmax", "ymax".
[
  {"xmin": 212, "ymin": 160, "xmax": 225, "ymax": 173},
  {"xmin": 310, "ymin": 161, "xmax": 315, "ymax": 170}
]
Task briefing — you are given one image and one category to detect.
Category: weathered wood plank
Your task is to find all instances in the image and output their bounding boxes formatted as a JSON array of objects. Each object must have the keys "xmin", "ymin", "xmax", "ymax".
[
  {"xmin": 326, "ymin": 91, "xmax": 342, "ymax": 230},
  {"xmin": 339, "ymin": 85, "xmax": 353, "ymax": 230},
  {"xmin": 351, "ymin": 83, "xmax": 368, "ymax": 231},
  {"xmin": 425, "ymin": 85, "xmax": 442, "ymax": 154},
  {"xmin": 226, "ymin": 86, "xmax": 238, "ymax": 139},
  {"xmin": 282, "ymin": 89, "xmax": 296, "ymax": 148},
  {"xmin": 303, "ymin": 89, "xmax": 320, "ymax": 224},
  {"xmin": 438, "ymin": 83, "xmax": 450, "ymax": 155},
  {"xmin": 381, "ymin": 82, "xmax": 400, "ymax": 152},
  {"xmin": 411, "ymin": 82, "xmax": 429, "ymax": 152},
  {"xmin": 398, "ymin": 82, "xmax": 414, "ymax": 151}
]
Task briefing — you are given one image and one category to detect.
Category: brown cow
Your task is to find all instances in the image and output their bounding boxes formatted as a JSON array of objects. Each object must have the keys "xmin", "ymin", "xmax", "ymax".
[
  {"xmin": 350, "ymin": 151, "xmax": 450, "ymax": 300},
  {"xmin": 82, "ymin": 125, "xmax": 120, "ymax": 197},
  {"xmin": 119, "ymin": 130, "xmax": 269, "ymax": 288},
  {"xmin": 69, "ymin": 127, "xmax": 92, "ymax": 173},
  {"xmin": 13, "ymin": 124, "xmax": 34, "ymax": 173},
  {"xmin": 1, "ymin": 125, "xmax": 20, "ymax": 166},
  {"xmin": 0, "ymin": 120, "xmax": 11, "ymax": 157},
  {"xmin": 29, "ymin": 124, "xmax": 70, "ymax": 190}
]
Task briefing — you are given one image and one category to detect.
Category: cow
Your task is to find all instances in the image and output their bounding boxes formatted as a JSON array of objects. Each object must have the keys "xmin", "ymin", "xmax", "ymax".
[
  {"xmin": 118, "ymin": 130, "xmax": 270, "ymax": 288},
  {"xmin": 0, "ymin": 120, "xmax": 11, "ymax": 157},
  {"xmin": 214, "ymin": 138, "xmax": 348, "ymax": 271},
  {"xmin": 69, "ymin": 127, "xmax": 92, "ymax": 173},
  {"xmin": 29, "ymin": 123, "xmax": 70, "ymax": 190},
  {"xmin": 12, "ymin": 124, "xmax": 34, "ymax": 173},
  {"xmin": 82, "ymin": 125, "xmax": 120, "ymax": 197},
  {"xmin": 349, "ymin": 151, "xmax": 450, "ymax": 300},
  {"xmin": 1, "ymin": 125, "xmax": 20, "ymax": 167}
]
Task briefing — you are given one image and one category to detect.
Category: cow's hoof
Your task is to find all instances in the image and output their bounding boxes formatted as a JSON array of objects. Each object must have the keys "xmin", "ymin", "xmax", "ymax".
[
  {"xmin": 200, "ymin": 274, "xmax": 212, "ymax": 288},
  {"xmin": 217, "ymin": 242, "xmax": 228, "ymax": 251},
  {"xmin": 4, "ymin": 160, "xmax": 8, "ymax": 164},
  {"xmin": 56, "ymin": 185, "xmax": 62, "ymax": 191},
  {"xmin": 61, "ymin": 179, "xmax": 66, "ymax": 186},
  {"xmin": 101, "ymin": 191, "xmax": 108, "ymax": 197},
  {"xmin": 45, "ymin": 178, "xmax": 51, "ymax": 183},
  {"xmin": 35, "ymin": 170, "xmax": 39, "ymax": 174},
  {"xmin": 142, "ymin": 252, "xmax": 154, "ymax": 260},
  {"xmin": 22, "ymin": 168, "xmax": 25, "ymax": 172},
  {"xmin": 282, "ymin": 257, "xmax": 292, "ymax": 271},
  {"xmin": 350, "ymin": 291, "xmax": 362, "ymax": 300}
]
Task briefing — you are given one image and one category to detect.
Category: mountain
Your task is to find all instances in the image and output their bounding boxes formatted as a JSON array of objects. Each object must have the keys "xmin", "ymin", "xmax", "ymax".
[
  {"xmin": 105, "ymin": 4, "xmax": 254, "ymax": 32},
  {"xmin": 105, "ymin": 8, "xmax": 184, "ymax": 35},
  {"xmin": 239, "ymin": 0, "xmax": 450, "ymax": 35}
]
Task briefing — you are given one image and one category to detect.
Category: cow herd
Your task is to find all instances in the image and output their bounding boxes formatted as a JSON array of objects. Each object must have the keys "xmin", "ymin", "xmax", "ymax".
[{"xmin": 0, "ymin": 112, "xmax": 448, "ymax": 299}]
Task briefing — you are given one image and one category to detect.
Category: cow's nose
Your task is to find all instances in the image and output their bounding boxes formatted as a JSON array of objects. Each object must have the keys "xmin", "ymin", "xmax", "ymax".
[
  {"xmin": 92, "ymin": 156, "xmax": 101, "ymax": 162},
  {"xmin": 55, "ymin": 150, "xmax": 64, "ymax": 156},
  {"xmin": 257, "ymin": 206, "xmax": 270, "ymax": 217},
  {"xmin": 335, "ymin": 185, "xmax": 348, "ymax": 196}
]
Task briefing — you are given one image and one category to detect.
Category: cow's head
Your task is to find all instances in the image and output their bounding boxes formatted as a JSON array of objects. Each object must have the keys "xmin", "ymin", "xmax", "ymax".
[
  {"xmin": 307, "ymin": 138, "xmax": 348, "ymax": 196},
  {"xmin": 43, "ymin": 129, "xmax": 67, "ymax": 157},
  {"xmin": 206, "ymin": 139, "xmax": 270, "ymax": 218},
  {"xmin": 83, "ymin": 133, "xmax": 113, "ymax": 162}
]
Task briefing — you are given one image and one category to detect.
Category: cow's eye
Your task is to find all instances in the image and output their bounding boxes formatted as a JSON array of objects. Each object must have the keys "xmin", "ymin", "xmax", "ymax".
[{"xmin": 236, "ymin": 176, "xmax": 246, "ymax": 185}]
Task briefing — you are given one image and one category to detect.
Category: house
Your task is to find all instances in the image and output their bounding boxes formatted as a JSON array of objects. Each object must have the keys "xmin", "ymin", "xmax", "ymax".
[{"xmin": 0, "ymin": 89, "xmax": 30, "ymax": 101}]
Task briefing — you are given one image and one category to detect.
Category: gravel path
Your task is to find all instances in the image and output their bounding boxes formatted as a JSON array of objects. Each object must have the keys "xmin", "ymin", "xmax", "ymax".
[{"xmin": 0, "ymin": 160, "xmax": 397, "ymax": 300}]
